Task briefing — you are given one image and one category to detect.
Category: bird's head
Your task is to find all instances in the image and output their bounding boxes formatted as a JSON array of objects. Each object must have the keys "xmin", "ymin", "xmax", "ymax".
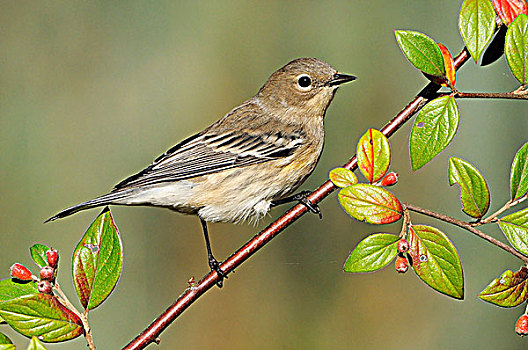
[{"xmin": 256, "ymin": 57, "xmax": 356, "ymax": 119}]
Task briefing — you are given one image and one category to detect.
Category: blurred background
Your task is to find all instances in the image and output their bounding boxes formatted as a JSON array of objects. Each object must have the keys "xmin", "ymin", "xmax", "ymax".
[{"xmin": 1, "ymin": 1, "xmax": 527, "ymax": 349}]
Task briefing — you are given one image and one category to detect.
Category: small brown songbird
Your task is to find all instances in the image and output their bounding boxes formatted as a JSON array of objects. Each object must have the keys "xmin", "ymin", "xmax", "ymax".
[{"xmin": 46, "ymin": 58, "xmax": 355, "ymax": 286}]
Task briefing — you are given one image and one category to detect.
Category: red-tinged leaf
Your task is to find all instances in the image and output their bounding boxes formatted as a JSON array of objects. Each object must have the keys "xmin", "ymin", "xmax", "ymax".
[
  {"xmin": 510, "ymin": 141, "xmax": 528, "ymax": 200},
  {"xmin": 493, "ymin": 0, "xmax": 528, "ymax": 25},
  {"xmin": 343, "ymin": 233, "xmax": 400, "ymax": 273},
  {"xmin": 30, "ymin": 244, "xmax": 50, "ymax": 269},
  {"xmin": 459, "ymin": 0, "xmax": 497, "ymax": 61},
  {"xmin": 408, "ymin": 225, "xmax": 464, "ymax": 299},
  {"xmin": 73, "ymin": 207, "xmax": 123, "ymax": 311},
  {"xmin": 410, "ymin": 96, "xmax": 459, "ymax": 170},
  {"xmin": 356, "ymin": 129, "xmax": 391, "ymax": 183},
  {"xmin": 0, "ymin": 294, "xmax": 83, "ymax": 342},
  {"xmin": 505, "ymin": 14, "xmax": 528, "ymax": 84},
  {"xmin": 479, "ymin": 266, "xmax": 528, "ymax": 307},
  {"xmin": 28, "ymin": 336, "xmax": 48, "ymax": 350},
  {"xmin": 329, "ymin": 168, "xmax": 358, "ymax": 188},
  {"xmin": 338, "ymin": 184, "xmax": 402, "ymax": 224},
  {"xmin": 498, "ymin": 207, "xmax": 528, "ymax": 255},
  {"xmin": 438, "ymin": 43, "xmax": 457, "ymax": 86},
  {"xmin": 448, "ymin": 157, "xmax": 490, "ymax": 218}
]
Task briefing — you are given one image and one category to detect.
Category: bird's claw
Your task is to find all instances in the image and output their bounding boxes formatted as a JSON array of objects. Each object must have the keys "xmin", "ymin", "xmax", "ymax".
[
  {"xmin": 208, "ymin": 255, "xmax": 227, "ymax": 288},
  {"xmin": 293, "ymin": 191, "xmax": 322, "ymax": 219}
]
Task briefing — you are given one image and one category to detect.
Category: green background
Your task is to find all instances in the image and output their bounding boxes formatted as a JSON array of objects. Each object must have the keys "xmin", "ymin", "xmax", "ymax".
[{"xmin": 1, "ymin": 1, "xmax": 527, "ymax": 349}]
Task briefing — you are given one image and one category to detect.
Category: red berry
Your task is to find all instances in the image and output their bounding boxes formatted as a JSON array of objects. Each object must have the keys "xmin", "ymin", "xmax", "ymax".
[
  {"xmin": 10, "ymin": 263, "xmax": 33, "ymax": 281},
  {"xmin": 380, "ymin": 172, "xmax": 398, "ymax": 186},
  {"xmin": 395, "ymin": 255, "xmax": 408, "ymax": 273},
  {"xmin": 38, "ymin": 280, "xmax": 53, "ymax": 294},
  {"xmin": 397, "ymin": 239, "xmax": 409, "ymax": 253},
  {"xmin": 46, "ymin": 249, "xmax": 59, "ymax": 269},
  {"xmin": 40, "ymin": 266, "xmax": 55, "ymax": 281},
  {"xmin": 516, "ymin": 314, "xmax": 528, "ymax": 336}
]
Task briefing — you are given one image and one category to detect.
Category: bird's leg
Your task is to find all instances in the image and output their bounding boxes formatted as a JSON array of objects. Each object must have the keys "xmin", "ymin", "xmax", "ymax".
[
  {"xmin": 271, "ymin": 190, "xmax": 322, "ymax": 219},
  {"xmin": 200, "ymin": 218, "xmax": 227, "ymax": 288}
]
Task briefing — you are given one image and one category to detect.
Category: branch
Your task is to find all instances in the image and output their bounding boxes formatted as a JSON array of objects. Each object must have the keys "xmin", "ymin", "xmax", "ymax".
[
  {"xmin": 121, "ymin": 47, "xmax": 471, "ymax": 350},
  {"xmin": 454, "ymin": 90, "xmax": 528, "ymax": 100},
  {"xmin": 477, "ymin": 195, "xmax": 527, "ymax": 225},
  {"xmin": 404, "ymin": 203, "xmax": 528, "ymax": 264},
  {"xmin": 54, "ymin": 282, "xmax": 96, "ymax": 350}
]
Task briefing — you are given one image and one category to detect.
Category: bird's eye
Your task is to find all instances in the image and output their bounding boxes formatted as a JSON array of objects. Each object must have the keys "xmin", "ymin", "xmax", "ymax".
[{"xmin": 297, "ymin": 75, "xmax": 312, "ymax": 89}]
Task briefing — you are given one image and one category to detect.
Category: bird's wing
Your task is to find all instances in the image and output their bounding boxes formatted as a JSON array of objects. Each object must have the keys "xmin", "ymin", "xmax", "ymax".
[{"xmin": 113, "ymin": 128, "xmax": 305, "ymax": 190}]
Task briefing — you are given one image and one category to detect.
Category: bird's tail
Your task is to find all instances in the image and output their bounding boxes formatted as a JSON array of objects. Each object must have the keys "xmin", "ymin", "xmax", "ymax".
[{"xmin": 44, "ymin": 190, "xmax": 133, "ymax": 223}]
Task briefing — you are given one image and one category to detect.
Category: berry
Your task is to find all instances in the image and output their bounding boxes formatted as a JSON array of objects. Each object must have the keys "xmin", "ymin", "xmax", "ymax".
[
  {"xmin": 10, "ymin": 263, "xmax": 33, "ymax": 281},
  {"xmin": 38, "ymin": 280, "xmax": 53, "ymax": 294},
  {"xmin": 39, "ymin": 266, "xmax": 55, "ymax": 281},
  {"xmin": 516, "ymin": 314, "xmax": 528, "ymax": 337},
  {"xmin": 46, "ymin": 249, "xmax": 59, "ymax": 269},
  {"xmin": 397, "ymin": 239, "xmax": 409, "ymax": 253},
  {"xmin": 395, "ymin": 255, "xmax": 408, "ymax": 273},
  {"xmin": 380, "ymin": 172, "xmax": 398, "ymax": 186}
]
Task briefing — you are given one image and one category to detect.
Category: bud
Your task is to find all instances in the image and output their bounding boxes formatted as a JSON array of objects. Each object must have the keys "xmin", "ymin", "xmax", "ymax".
[
  {"xmin": 38, "ymin": 280, "xmax": 53, "ymax": 294},
  {"xmin": 395, "ymin": 255, "xmax": 408, "ymax": 273},
  {"xmin": 397, "ymin": 239, "xmax": 409, "ymax": 253},
  {"xmin": 46, "ymin": 249, "xmax": 59, "ymax": 269},
  {"xmin": 380, "ymin": 172, "xmax": 398, "ymax": 186},
  {"xmin": 40, "ymin": 266, "xmax": 55, "ymax": 281},
  {"xmin": 10, "ymin": 263, "xmax": 33, "ymax": 281},
  {"xmin": 516, "ymin": 314, "xmax": 528, "ymax": 337}
]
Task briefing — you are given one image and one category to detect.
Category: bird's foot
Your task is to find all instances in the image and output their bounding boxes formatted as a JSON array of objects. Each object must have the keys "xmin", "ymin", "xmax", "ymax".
[
  {"xmin": 292, "ymin": 191, "xmax": 322, "ymax": 219},
  {"xmin": 208, "ymin": 254, "xmax": 227, "ymax": 288}
]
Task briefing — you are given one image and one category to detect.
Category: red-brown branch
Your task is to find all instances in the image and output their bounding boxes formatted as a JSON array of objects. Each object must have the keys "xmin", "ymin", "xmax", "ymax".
[{"xmin": 121, "ymin": 47, "xmax": 471, "ymax": 350}]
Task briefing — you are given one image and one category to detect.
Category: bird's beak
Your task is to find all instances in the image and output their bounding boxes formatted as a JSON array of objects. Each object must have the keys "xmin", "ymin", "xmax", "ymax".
[{"xmin": 325, "ymin": 73, "xmax": 357, "ymax": 86}]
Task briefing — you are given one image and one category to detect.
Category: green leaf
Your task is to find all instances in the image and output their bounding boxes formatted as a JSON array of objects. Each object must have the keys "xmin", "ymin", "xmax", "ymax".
[
  {"xmin": 30, "ymin": 244, "xmax": 50, "ymax": 269},
  {"xmin": 0, "ymin": 335, "xmax": 15, "ymax": 350},
  {"xmin": 505, "ymin": 14, "xmax": 528, "ymax": 84},
  {"xmin": 498, "ymin": 207, "xmax": 528, "ymax": 255},
  {"xmin": 0, "ymin": 333, "xmax": 14, "ymax": 350},
  {"xmin": 511, "ymin": 141, "xmax": 528, "ymax": 200},
  {"xmin": 356, "ymin": 129, "xmax": 391, "ymax": 183},
  {"xmin": 338, "ymin": 184, "xmax": 402, "ymax": 224},
  {"xmin": 0, "ymin": 278, "xmax": 38, "ymax": 302},
  {"xmin": 28, "ymin": 336, "xmax": 48, "ymax": 350},
  {"xmin": 479, "ymin": 267, "xmax": 528, "ymax": 307},
  {"xmin": 329, "ymin": 168, "xmax": 358, "ymax": 188},
  {"xmin": 395, "ymin": 30, "xmax": 445, "ymax": 76},
  {"xmin": 343, "ymin": 234, "xmax": 400, "ymax": 273},
  {"xmin": 73, "ymin": 207, "xmax": 123, "ymax": 310},
  {"xmin": 459, "ymin": 0, "xmax": 496, "ymax": 61},
  {"xmin": 408, "ymin": 225, "xmax": 464, "ymax": 299},
  {"xmin": 448, "ymin": 157, "xmax": 490, "ymax": 218},
  {"xmin": 410, "ymin": 96, "xmax": 459, "ymax": 170},
  {"xmin": 0, "ymin": 333, "xmax": 13, "ymax": 345},
  {"xmin": 0, "ymin": 294, "xmax": 83, "ymax": 342}
]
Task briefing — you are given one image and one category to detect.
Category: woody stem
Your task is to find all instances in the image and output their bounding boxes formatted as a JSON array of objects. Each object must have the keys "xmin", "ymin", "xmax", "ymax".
[{"xmin": 404, "ymin": 203, "xmax": 528, "ymax": 264}]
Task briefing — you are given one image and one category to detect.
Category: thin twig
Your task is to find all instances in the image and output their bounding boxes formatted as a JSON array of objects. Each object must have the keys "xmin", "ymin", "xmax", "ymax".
[
  {"xmin": 399, "ymin": 207, "xmax": 411, "ymax": 238},
  {"xmin": 54, "ymin": 283, "xmax": 95, "ymax": 350},
  {"xmin": 455, "ymin": 90, "xmax": 528, "ymax": 100},
  {"xmin": 477, "ymin": 195, "xmax": 528, "ymax": 225},
  {"xmin": 405, "ymin": 203, "xmax": 528, "ymax": 263},
  {"xmin": 121, "ymin": 47, "xmax": 472, "ymax": 350}
]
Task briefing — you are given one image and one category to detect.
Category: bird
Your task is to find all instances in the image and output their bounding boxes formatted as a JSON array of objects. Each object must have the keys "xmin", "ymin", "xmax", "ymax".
[{"xmin": 46, "ymin": 57, "xmax": 356, "ymax": 287}]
